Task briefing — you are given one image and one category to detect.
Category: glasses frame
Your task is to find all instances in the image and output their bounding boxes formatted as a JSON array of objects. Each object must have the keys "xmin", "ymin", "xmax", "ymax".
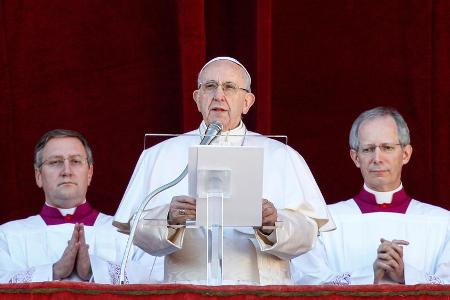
[
  {"xmin": 199, "ymin": 80, "xmax": 250, "ymax": 96},
  {"xmin": 357, "ymin": 143, "xmax": 403, "ymax": 155},
  {"xmin": 38, "ymin": 155, "xmax": 89, "ymax": 169}
]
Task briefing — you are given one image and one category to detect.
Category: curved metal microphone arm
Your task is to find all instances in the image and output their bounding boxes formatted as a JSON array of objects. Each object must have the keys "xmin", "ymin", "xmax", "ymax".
[{"xmin": 119, "ymin": 121, "xmax": 222, "ymax": 284}]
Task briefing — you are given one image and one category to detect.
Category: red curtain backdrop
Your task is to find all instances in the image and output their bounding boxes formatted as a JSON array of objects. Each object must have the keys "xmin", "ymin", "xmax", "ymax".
[{"xmin": 0, "ymin": 0, "xmax": 448, "ymax": 224}]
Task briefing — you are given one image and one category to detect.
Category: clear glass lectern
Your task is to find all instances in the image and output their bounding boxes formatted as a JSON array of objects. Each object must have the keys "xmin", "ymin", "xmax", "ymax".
[{"xmin": 121, "ymin": 132, "xmax": 288, "ymax": 285}]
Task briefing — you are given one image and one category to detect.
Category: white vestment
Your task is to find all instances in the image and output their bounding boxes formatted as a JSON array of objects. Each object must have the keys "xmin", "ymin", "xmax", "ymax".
[
  {"xmin": 114, "ymin": 122, "xmax": 334, "ymax": 285},
  {"xmin": 293, "ymin": 199, "xmax": 450, "ymax": 284},
  {"xmin": 0, "ymin": 213, "xmax": 163, "ymax": 284}
]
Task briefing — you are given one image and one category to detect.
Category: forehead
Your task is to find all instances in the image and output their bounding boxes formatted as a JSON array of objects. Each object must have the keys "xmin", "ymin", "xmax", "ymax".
[
  {"xmin": 358, "ymin": 116, "xmax": 399, "ymax": 143},
  {"xmin": 199, "ymin": 60, "xmax": 246, "ymax": 83},
  {"xmin": 42, "ymin": 137, "xmax": 86, "ymax": 157}
]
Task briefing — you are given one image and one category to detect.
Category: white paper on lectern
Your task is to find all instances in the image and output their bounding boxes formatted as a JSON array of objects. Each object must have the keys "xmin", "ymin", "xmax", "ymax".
[{"xmin": 188, "ymin": 145, "xmax": 263, "ymax": 227}]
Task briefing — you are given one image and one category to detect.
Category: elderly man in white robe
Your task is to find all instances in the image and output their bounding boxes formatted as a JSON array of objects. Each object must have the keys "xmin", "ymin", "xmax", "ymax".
[
  {"xmin": 293, "ymin": 107, "xmax": 450, "ymax": 285},
  {"xmin": 113, "ymin": 57, "xmax": 334, "ymax": 285},
  {"xmin": 0, "ymin": 129, "xmax": 160, "ymax": 284}
]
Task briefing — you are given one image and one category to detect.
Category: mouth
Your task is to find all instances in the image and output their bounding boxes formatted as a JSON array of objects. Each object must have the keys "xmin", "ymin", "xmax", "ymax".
[
  {"xmin": 369, "ymin": 169, "xmax": 388, "ymax": 175},
  {"xmin": 58, "ymin": 182, "xmax": 77, "ymax": 187},
  {"xmin": 210, "ymin": 107, "xmax": 228, "ymax": 113}
]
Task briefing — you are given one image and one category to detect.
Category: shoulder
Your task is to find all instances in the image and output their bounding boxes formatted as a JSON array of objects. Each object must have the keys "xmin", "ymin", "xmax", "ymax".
[
  {"xmin": 247, "ymin": 131, "xmax": 302, "ymax": 158},
  {"xmin": 93, "ymin": 213, "xmax": 114, "ymax": 227},
  {"xmin": 1, "ymin": 215, "xmax": 44, "ymax": 232},
  {"xmin": 407, "ymin": 200, "xmax": 450, "ymax": 217},
  {"xmin": 141, "ymin": 130, "xmax": 198, "ymax": 156},
  {"xmin": 327, "ymin": 199, "xmax": 359, "ymax": 216}
]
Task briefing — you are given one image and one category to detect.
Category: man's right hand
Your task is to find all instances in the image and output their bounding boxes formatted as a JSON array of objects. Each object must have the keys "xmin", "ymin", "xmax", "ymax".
[
  {"xmin": 168, "ymin": 196, "xmax": 196, "ymax": 225},
  {"xmin": 52, "ymin": 225, "xmax": 80, "ymax": 280}
]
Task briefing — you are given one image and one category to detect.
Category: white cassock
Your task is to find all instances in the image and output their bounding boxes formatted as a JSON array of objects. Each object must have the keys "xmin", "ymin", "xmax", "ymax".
[
  {"xmin": 114, "ymin": 121, "xmax": 334, "ymax": 285},
  {"xmin": 293, "ymin": 199, "xmax": 450, "ymax": 284},
  {"xmin": 0, "ymin": 212, "xmax": 163, "ymax": 284}
]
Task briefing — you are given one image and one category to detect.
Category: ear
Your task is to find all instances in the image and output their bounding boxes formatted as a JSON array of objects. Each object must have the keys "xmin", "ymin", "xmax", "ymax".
[
  {"xmin": 193, "ymin": 90, "xmax": 201, "ymax": 112},
  {"xmin": 87, "ymin": 165, "xmax": 94, "ymax": 186},
  {"xmin": 402, "ymin": 144, "xmax": 413, "ymax": 165},
  {"xmin": 242, "ymin": 92, "xmax": 255, "ymax": 115},
  {"xmin": 350, "ymin": 149, "xmax": 361, "ymax": 168},
  {"xmin": 35, "ymin": 168, "xmax": 43, "ymax": 188}
]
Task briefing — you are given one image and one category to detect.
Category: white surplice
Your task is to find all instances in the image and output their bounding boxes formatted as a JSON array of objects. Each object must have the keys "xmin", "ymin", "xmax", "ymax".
[
  {"xmin": 0, "ymin": 213, "xmax": 163, "ymax": 284},
  {"xmin": 114, "ymin": 122, "xmax": 334, "ymax": 285},
  {"xmin": 293, "ymin": 199, "xmax": 450, "ymax": 285}
]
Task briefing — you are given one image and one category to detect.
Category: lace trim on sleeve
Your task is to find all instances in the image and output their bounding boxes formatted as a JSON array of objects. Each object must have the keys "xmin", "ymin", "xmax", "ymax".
[
  {"xmin": 330, "ymin": 272, "xmax": 351, "ymax": 285},
  {"xmin": 426, "ymin": 274, "xmax": 443, "ymax": 284},
  {"xmin": 8, "ymin": 267, "xmax": 35, "ymax": 283},
  {"xmin": 107, "ymin": 261, "xmax": 129, "ymax": 284}
]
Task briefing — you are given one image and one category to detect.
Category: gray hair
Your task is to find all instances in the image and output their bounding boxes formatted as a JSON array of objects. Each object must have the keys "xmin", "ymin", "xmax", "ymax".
[
  {"xmin": 197, "ymin": 56, "xmax": 252, "ymax": 92},
  {"xmin": 34, "ymin": 129, "xmax": 94, "ymax": 169},
  {"xmin": 349, "ymin": 107, "xmax": 410, "ymax": 150}
]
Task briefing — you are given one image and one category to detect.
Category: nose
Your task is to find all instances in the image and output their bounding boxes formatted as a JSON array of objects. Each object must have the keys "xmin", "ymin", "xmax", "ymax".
[
  {"xmin": 61, "ymin": 159, "xmax": 73, "ymax": 176},
  {"xmin": 372, "ymin": 146, "xmax": 383, "ymax": 163},
  {"xmin": 213, "ymin": 85, "xmax": 226, "ymax": 100}
]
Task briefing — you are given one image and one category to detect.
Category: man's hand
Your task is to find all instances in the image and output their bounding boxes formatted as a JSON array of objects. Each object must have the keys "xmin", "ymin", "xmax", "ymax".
[
  {"xmin": 373, "ymin": 238, "xmax": 409, "ymax": 284},
  {"xmin": 260, "ymin": 199, "xmax": 277, "ymax": 235},
  {"xmin": 52, "ymin": 225, "xmax": 79, "ymax": 280},
  {"xmin": 76, "ymin": 223, "xmax": 92, "ymax": 281},
  {"xmin": 168, "ymin": 196, "xmax": 196, "ymax": 225}
]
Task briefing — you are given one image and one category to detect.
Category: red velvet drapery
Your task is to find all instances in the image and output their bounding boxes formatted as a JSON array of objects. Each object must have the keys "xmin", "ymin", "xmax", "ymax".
[
  {"xmin": 1, "ymin": 282, "xmax": 450, "ymax": 300},
  {"xmin": 0, "ymin": 0, "xmax": 448, "ymax": 223}
]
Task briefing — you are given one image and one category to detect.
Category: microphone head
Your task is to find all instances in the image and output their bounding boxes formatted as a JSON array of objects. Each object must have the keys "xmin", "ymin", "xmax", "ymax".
[{"xmin": 201, "ymin": 121, "xmax": 223, "ymax": 145}]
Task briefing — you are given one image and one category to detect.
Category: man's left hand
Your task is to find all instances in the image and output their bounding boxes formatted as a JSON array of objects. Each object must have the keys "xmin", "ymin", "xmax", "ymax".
[
  {"xmin": 75, "ymin": 223, "xmax": 92, "ymax": 281},
  {"xmin": 260, "ymin": 199, "xmax": 277, "ymax": 235},
  {"xmin": 373, "ymin": 238, "xmax": 409, "ymax": 284}
]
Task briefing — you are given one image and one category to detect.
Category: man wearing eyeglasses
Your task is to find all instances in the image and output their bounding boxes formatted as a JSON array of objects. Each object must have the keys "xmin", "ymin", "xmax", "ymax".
[
  {"xmin": 293, "ymin": 107, "xmax": 450, "ymax": 285},
  {"xmin": 0, "ymin": 129, "xmax": 159, "ymax": 283},
  {"xmin": 114, "ymin": 57, "xmax": 334, "ymax": 285}
]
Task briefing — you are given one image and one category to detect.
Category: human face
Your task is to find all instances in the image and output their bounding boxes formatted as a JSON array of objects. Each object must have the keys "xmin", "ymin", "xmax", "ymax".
[
  {"xmin": 35, "ymin": 137, "xmax": 93, "ymax": 208},
  {"xmin": 350, "ymin": 116, "xmax": 412, "ymax": 192},
  {"xmin": 193, "ymin": 60, "xmax": 255, "ymax": 131}
]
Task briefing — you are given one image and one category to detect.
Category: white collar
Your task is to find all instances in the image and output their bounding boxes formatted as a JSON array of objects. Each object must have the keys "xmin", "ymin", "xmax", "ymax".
[
  {"xmin": 45, "ymin": 199, "xmax": 86, "ymax": 216},
  {"xmin": 363, "ymin": 183, "xmax": 403, "ymax": 204},
  {"xmin": 199, "ymin": 121, "xmax": 247, "ymax": 146}
]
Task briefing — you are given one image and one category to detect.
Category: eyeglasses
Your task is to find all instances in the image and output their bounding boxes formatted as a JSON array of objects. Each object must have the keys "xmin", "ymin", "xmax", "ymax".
[
  {"xmin": 358, "ymin": 143, "xmax": 402, "ymax": 155},
  {"xmin": 39, "ymin": 155, "xmax": 88, "ymax": 169},
  {"xmin": 199, "ymin": 80, "xmax": 250, "ymax": 96}
]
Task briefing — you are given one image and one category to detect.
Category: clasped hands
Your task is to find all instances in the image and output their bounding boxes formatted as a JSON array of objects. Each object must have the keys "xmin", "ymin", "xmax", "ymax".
[
  {"xmin": 168, "ymin": 196, "xmax": 277, "ymax": 235},
  {"xmin": 373, "ymin": 238, "xmax": 409, "ymax": 284},
  {"xmin": 52, "ymin": 223, "xmax": 92, "ymax": 281}
]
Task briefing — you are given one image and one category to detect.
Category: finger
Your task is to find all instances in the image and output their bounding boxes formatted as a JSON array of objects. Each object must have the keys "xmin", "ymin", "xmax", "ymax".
[
  {"xmin": 378, "ymin": 240, "xmax": 402, "ymax": 254},
  {"xmin": 384, "ymin": 258, "xmax": 401, "ymax": 271},
  {"xmin": 374, "ymin": 260, "xmax": 395, "ymax": 273},
  {"xmin": 173, "ymin": 203, "xmax": 197, "ymax": 211},
  {"xmin": 68, "ymin": 225, "xmax": 80, "ymax": 246},
  {"xmin": 376, "ymin": 253, "xmax": 392, "ymax": 260},
  {"xmin": 392, "ymin": 239, "xmax": 409, "ymax": 246},
  {"xmin": 62, "ymin": 240, "xmax": 79, "ymax": 260},
  {"xmin": 381, "ymin": 248, "xmax": 404, "ymax": 269},
  {"xmin": 78, "ymin": 224, "xmax": 87, "ymax": 246},
  {"xmin": 378, "ymin": 243, "xmax": 403, "ymax": 263},
  {"xmin": 388, "ymin": 242, "xmax": 405, "ymax": 256},
  {"xmin": 178, "ymin": 208, "xmax": 196, "ymax": 217},
  {"xmin": 172, "ymin": 196, "xmax": 196, "ymax": 205},
  {"xmin": 262, "ymin": 201, "xmax": 276, "ymax": 214},
  {"xmin": 171, "ymin": 203, "xmax": 197, "ymax": 213}
]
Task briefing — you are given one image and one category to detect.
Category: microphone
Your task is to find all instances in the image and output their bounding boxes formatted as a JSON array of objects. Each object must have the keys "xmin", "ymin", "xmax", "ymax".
[
  {"xmin": 119, "ymin": 121, "xmax": 222, "ymax": 284},
  {"xmin": 200, "ymin": 121, "xmax": 223, "ymax": 145}
]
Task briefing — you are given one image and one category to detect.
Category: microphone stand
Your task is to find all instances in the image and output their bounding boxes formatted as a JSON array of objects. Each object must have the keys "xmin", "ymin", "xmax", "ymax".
[{"xmin": 119, "ymin": 122, "xmax": 222, "ymax": 284}]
